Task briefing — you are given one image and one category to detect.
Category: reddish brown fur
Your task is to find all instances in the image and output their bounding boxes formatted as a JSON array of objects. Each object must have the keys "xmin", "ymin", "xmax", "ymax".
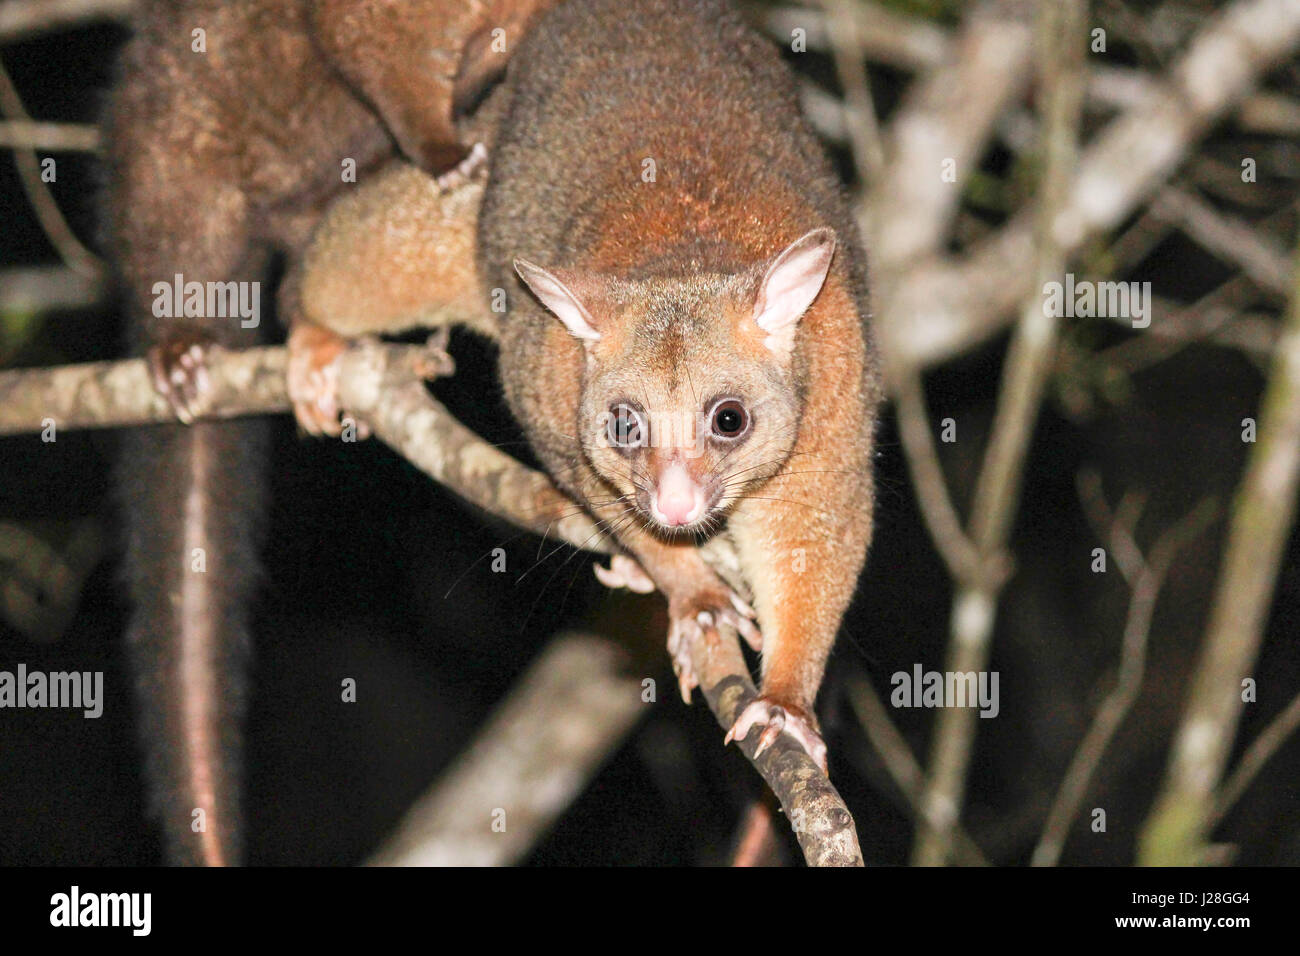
[{"xmin": 478, "ymin": 0, "xmax": 880, "ymax": 726}]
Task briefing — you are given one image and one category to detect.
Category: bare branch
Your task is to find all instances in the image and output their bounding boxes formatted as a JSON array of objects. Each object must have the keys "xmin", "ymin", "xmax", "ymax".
[
  {"xmin": 911, "ymin": 0, "xmax": 1084, "ymax": 868},
  {"xmin": 1210, "ymin": 690, "xmax": 1300, "ymax": 831},
  {"xmin": 1152, "ymin": 186, "xmax": 1294, "ymax": 298},
  {"xmin": 843, "ymin": 674, "xmax": 988, "ymax": 866},
  {"xmin": 882, "ymin": 0, "xmax": 1300, "ymax": 373},
  {"xmin": 368, "ymin": 632, "xmax": 646, "ymax": 866},
  {"xmin": 0, "ymin": 0, "xmax": 134, "ymax": 44},
  {"xmin": 1031, "ymin": 487, "xmax": 1217, "ymax": 867},
  {"xmin": 688, "ymin": 615, "xmax": 863, "ymax": 866},
  {"xmin": 0, "ymin": 119, "xmax": 100, "ymax": 152},
  {"xmin": 1139, "ymin": 233, "xmax": 1300, "ymax": 866},
  {"xmin": 0, "ymin": 57, "xmax": 101, "ymax": 277},
  {"xmin": 0, "ymin": 265, "xmax": 104, "ymax": 313},
  {"xmin": 760, "ymin": 3, "xmax": 951, "ymax": 72},
  {"xmin": 891, "ymin": 367, "xmax": 1002, "ymax": 587},
  {"xmin": 865, "ymin": 0, "xmax": 1034, "ymax": 278}
]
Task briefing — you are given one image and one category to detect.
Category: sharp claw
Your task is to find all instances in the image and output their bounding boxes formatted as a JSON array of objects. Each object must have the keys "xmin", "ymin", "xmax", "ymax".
[
  {"xmin": 593, "ymin": 560, "xmax": 621, "ymax": 590},
  {"xmin": 729, "ymin": 611, "xmax": 763, "ymax": 651},
  {"xmin": 754, "ymin": 720, "xmax": 783, "ymax": 760},
  {"xmin": 729, "ymin": 592, "xmax": 756, "ymax": 619},
  {"xmin": 726, "ymin": 698, "xmax": 827, "ymax": 770}
]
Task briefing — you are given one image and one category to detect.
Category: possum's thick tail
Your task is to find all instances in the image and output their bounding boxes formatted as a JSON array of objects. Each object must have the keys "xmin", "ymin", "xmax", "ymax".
[
  {"xmin": 117, "ymin": 418, "xmax": 267, "ymax": 865},
  {"xmin": 101, "ymin": 7, "xmax": 274, "ymax": 863}
]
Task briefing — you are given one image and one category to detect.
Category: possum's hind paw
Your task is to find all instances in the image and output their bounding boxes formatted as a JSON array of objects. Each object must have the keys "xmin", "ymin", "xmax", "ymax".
[
  {"xmin": 435, "ymin": 142, "xmax": 488, "ymax": 193},
  {"xmin": 725, "ymin": 698, "xmax": 828, "ymax": 773},
  {"xmin": 147, "ymin": 331, "xmax": 219, "ymax": 425}
]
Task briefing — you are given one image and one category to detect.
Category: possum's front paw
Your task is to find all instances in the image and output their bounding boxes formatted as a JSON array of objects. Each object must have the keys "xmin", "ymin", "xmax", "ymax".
[
  {"xmin": 593, "ymin": 554, "xmax": 656, "ymax": 593},
  {"xmin": 725, "ymin": 698, "xmax": 828, "ymax": 773},
  {"xmin": 287, "ymin": 321, "xmax": 357, "ymax": 438},
  {"xmin": 665, "ymin": 586, "xmax": 761, "ymax": 704},
  {"xmin": 147, "ymin": 331, "xmax": 219, "ymax": 425}
]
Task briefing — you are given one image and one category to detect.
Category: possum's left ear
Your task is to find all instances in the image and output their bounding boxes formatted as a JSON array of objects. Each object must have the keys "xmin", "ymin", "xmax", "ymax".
[{"xmin": 750, "ymin": 228, "xmax": 836, "ymax": 358}]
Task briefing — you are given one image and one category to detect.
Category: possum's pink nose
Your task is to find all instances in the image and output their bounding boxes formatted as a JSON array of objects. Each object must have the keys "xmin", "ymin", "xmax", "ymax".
[{"xmin": 651, "ymin": 463, "xmax": 705, "ymax": 527}]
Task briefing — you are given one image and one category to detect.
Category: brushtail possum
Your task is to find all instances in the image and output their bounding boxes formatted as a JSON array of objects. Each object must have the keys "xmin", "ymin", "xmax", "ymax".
[
  {"xmin": 105, "ymin": 0, "xmax": 878, "ymax": 864},
  {"xmin": 293, "ymin": 0, "xmax": 882, "ymax": 769},
  {"xmin": 102, "ymin": 0, "xmax": 554, "ymax": 865}
]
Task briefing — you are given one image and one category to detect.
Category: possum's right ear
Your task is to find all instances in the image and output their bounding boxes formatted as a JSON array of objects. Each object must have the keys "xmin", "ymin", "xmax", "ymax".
[
  {"xmin": 751, "ymin": 228, "xmax": 836, "ymax": 359},
  {"xmin": 514, "ymin": 258, "xmax": 601, "ymax": 342}
]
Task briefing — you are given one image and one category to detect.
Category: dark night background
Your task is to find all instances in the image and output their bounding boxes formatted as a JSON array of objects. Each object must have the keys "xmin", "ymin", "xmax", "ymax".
[{"xmin": 1, "ymin": 0, "xmax": 1298, "ymax": 865}]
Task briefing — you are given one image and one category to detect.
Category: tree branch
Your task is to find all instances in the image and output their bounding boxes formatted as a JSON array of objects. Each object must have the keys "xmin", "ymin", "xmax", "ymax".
[
  {"xmin": 1139, "ymin": 232, "xmax": 1300, "ymax": 866},
  {"xmin": 880, "ymin": 0, "xmax": 1300, "ymax": 374},
  {"xmin": 1031, "ymin": 477, "xmax": 1217, "ymax": 867},
  {"xmin": 0, "ymin": 119, "xmax": 99, "ymax": 152},
  {"xmin": 0, "ymin": 0, "xmax": 134, "ymax": 44},
  {"xmin": 368, "ymin": 632, "xmax": 646, "ymax": 866}
]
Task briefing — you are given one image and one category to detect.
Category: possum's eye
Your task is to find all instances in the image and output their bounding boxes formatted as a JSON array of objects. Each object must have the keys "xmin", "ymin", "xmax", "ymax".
[
  {"xmin": 709, "ymin": 399, "xmax": 750, "ymax": 440},
  {"xmin": 607, "ymin": 403, "xmax": 647, "ymax": 450}
]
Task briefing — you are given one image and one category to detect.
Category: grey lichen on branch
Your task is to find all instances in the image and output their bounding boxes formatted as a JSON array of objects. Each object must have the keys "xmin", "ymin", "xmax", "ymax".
[{"xmin": 0, "ymin": 338, "xmax": 863, "ymax": 866}]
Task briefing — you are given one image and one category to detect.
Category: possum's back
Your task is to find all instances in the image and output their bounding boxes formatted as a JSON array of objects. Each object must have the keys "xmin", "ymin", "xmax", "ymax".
[{"xmin": 478, "ymin": 0, "xmax": 866, "ymax": 305}]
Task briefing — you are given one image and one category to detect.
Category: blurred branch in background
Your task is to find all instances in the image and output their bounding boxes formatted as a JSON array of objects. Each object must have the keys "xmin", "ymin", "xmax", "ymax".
[
  {"xmin": 1210, "ymin": 689, "xmax": 1300, "ymax": 833},
  {"xmin": 0, "ymin": 119, "xmax": 99, "ymax": 151},
  {"xmin": 0, "ymin": 265, "xmax": 104, "ymax": 314},
  {"xmin": 1140, "ymin": 236, "xmax": 1300, "ymax": 866},
  {"xmin": 878, "ymin": 0, "xmax": 1300, "ymax": 373},
  {"xmin": 843, "ymin": 673, "xmax": 989, "ymax": 866},
  {"xmin": 369, "ymin": 632, "xmax": 646, "ymax": 866},
  {"xmin": 909, "ymin": 0, "xmax": 1085, "ymax": 867},
  {"xmin": 0, "ymin": 55, "xmax": 100, "ymax": 277},
  {"xmin": 0, "ymin": 0, "xmax": 132, "ymax": 44},
  {"xmin": 1031, "ymin": 476, "xmax": 1217, "ymax": 867}
]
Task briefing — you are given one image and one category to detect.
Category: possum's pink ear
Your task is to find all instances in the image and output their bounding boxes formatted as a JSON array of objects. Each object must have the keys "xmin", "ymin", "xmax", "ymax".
[
  {"xmin": 751, "ymin": 228, "xmax": 836, "ymax": 358},
  {"xmin": 514, "ymin": 258, "xmax": 601, "ymax": 342}
]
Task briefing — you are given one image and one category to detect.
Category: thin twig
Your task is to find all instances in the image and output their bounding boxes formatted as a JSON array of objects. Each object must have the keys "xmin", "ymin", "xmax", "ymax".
[
  {"xmin": 891, "ymin": 366, "xmax": 1002, "ymax": 586},
  {"xmin": 0, "ymin": 56, "xmax": 100, "ymax": 277},
  {"xmin": 1209, "ymin": 690, "xmax": 1300, "ymax": 831},
  {"xmin": 0, "ymin": 119, "xmax": 99, "ymax": 152},
  {"xmin": 1031, "ymin": 482, "xmax": 1217, "ymax": 866},
  {"xmin": 1153, "ymin": 187, "xmax": 1293, "ymax": 298},
  {"xmin": 844, "ymin": 673, "xmax": 989, "ymax": 866}
]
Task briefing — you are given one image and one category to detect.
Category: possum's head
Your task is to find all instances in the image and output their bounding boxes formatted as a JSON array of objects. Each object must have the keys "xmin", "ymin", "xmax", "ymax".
[{"xmin": 514, "ymin": 228, "xmax": 835, "ymax": 537}]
